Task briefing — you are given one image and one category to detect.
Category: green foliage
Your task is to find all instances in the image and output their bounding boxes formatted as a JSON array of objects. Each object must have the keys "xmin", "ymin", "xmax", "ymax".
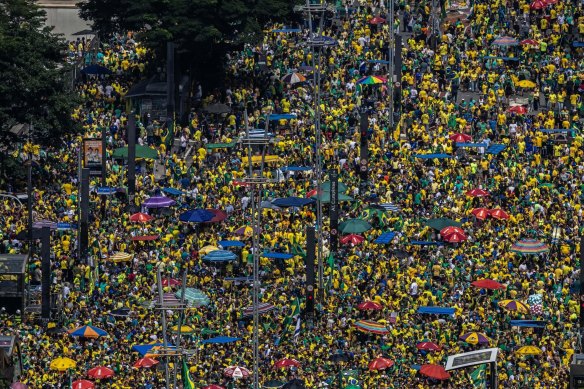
[
  {"xmin": 78, "ymin": 0, "xmax": 301, "ymax": 81},
  {"xmin": 0, "ymin": 0, "xmax": 81, "ymax": 148}
]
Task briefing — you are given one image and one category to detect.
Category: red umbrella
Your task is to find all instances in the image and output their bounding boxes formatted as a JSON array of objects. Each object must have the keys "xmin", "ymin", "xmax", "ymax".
[
  {"xmin": 530, "ymin": 0, "xmax": 546, "ymax": 8},
  {"xmin": 544, "ymin": 0, "xmax": 558, "ymax": 4},
  {"xmin": 471, "ymin": 208, "xmax": 489, "ymax": 220},
  {"xmin": 232, "ymin": 180, "xmax": 251, "ymax": 187},
  {"xmin": 202, "ymin": 386, "xmax": 226, "ymax": 389},
  {"xmin": 161, "ymin": 278, "xmax": 181, "ymax": 287},
  {"xmin": 449, "ymin": 133, "xmax": 472, "ymax": 143},
  {"xmin": 340, "ymin": 234, "xmax": 365, "ymax": 245},
  {"xmin": 368, "ymin": 356, "xmax": 394, "ymax": 371},
  {"xmin": 416, "ymin": 342, "xmax": 442, "ymax": 351},
  {"xmin": 490, "ymin": 208, "xmax": 510, "ymax": 220},
  {"xmin": 72, "ymin": 381, "xmax": 94, "ymax": 389},
  {"xmin": 420, "ymin": 364, "xmax": 451, "ymax": 380},
  {"xmin": 369, "ymin": 16, "xmax": 386, "ymax": 24},
  {"xmin": 129, "ymin": 212, "xmax": 153, "ymax": 223},
  {"xmin": 306, "ymin": 189, "xmax": 319, "ymax": 198},
  {"xmin": 520, "ymin": 39, "xmax": 539, "ymax": 45},
  {"xmin": 205, "ymin": 209, "xmax": 228, "ymax": 223},
  {"xmin": 132, "ymin": 235, "xmax": 159, "ymax": 241},
  {"xmin": 443, "ymin": 231, "xmax": 467, "ymax": 243},
  {"xmin": 358, "ymin": 301, "xmax": 382, "ymax": 311},
  {"xmin": 87, "ymin": 366, "xmax": 114, "ymax": 379},
  {"xmin": 133, "ymin": 357, "xmax": 159, "ymax": 368},
  {"xmin": 508, "ymin": 105, "xmax": 527, "ymax": 114},
  {"xmin": 439, "ymin": 226, "xmax": 465, "ymax": 238},
  {"xmin": 471, "ymin": 279, "xmax": 506, "ymax": 290},
  {"xmin": 466, "ymin": 188, "xmax": 490, "ymax": 197},
  {"xmin": 273, "ymin": 358, "xmax": 301, "ymax": 369}
]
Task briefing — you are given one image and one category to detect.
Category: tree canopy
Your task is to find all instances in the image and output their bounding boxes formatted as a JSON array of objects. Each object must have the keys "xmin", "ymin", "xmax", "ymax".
[
  {"xmin": 0, "ymin": 0, "xmax": 81, "ymax": 148},
  {"xmin": 78, "ymin": 0, "xmax": 301, "ymax": 82}
]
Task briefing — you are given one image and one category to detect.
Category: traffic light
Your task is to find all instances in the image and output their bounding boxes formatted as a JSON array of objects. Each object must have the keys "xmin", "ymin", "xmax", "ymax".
[{"xmin": 306, "ymin": 285, "xmax": 314, "ymax": 314}]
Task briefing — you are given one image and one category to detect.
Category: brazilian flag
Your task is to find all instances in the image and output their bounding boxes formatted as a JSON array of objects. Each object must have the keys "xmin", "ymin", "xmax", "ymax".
[
  {"xmin": 470, "ymin": 364, "xmax": 486, "ymax": 388},
  {"xmin": 182, "ymin": 358, "xmax": 195, "ymax": 389},
  {"xmin": 160, "ymin": 118, "xmax": 175, "ymax": 149}
]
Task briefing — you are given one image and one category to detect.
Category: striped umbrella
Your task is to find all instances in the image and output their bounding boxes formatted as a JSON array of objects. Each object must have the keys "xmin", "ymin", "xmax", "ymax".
[
  {"xmin": 143, "ymin": 196, "xmax": 175, "ymax": 208},
  {"xmin": 498, "ymin": 300, "xmax": 530, "ymax": 314},
  {"xmin": 510, "ymin": 239, "xmax": 549, "ymax": 254},
  {"xmin": 471, "ymin": 208, "xmax": 489, "ymax": 220},
  {"xmin": 459, "ymin": 332, "xmax": 491, "ymax": 345},
  {"xmin": 69, "ymin": 325, "xmax": 107, "ymax": 338},
  {"xmin": 352, "ymin": 319, "xmax": 389, "ymax": 334},
  {"xmin": 108, "ymin": 252, "xmax": 133, "ymax": 263},
  {"xmin": 357, "ymin": 75, "xmax": 387, "ymax": 85},
  {"xmin": 281, "ymin": 72, "xmax": 307, "ymax": 84},
  {"xmin": 368, "ymin": 357, "xmax": 394, "ymax": 371},
  {"xmin": 242, "ymin": 303, "xmax": 277, "ymax": 317},
  {"xmin": 223, "ymin": 366, "xmax": 251, "ymax": 379},
  {"xmin": 377, "ymin": 203, "xmax": 400, "ymax": 212},
  {"xmin": 492, "ymin": 36, "xmax": 519, "ymax": 46}
]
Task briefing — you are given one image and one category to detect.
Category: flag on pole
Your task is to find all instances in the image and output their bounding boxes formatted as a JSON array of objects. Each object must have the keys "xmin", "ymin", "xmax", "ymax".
[
  {"xmin": 182, "ymin": 358, "xmax": 195, "ymax": 389},
  {"xmin": 470, "ymin": 364, "xmax": 486, "ymax": 388},
  {"xmin": 293, "ymin": 316, "xmax": 301, "ymax": 343},
  {"xmin": 276, "ymin": 297, "xmax": 301, "ymax": 345}
]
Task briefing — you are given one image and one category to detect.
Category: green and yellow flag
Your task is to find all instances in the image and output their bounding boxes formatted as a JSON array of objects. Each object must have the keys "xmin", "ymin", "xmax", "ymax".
[
  {"xmin": 470, "ymin": 364, "xmax": 486, "ymax": 388},
  {"xmin": 182, "ymin": 358, "xmax": 195, "ymax": 389}
]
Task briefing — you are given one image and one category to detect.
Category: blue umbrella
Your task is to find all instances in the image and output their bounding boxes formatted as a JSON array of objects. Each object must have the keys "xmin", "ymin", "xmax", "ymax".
[
  {"xmin": 201, "ymin": 336, "xmax": 241, "ymax": 344},
  {"xmin": 272, "ymin": 197, "xmax": 315, "ymax": 208},
  {"xmin": 261, "ymin": 252, "xmax": 294, "ymax": 259},
  {"xmin": 162, "ymin": 187, "xmax": 184, "ymax": 196},
  {"xmin": 179, "ymin": 209, "xmax": 214, "ymax": 223},
  {"xmin": 203, "ymin": 250, "xmax": 237, "ymax": 262},
  {"xmin": 218, "ymin": 240, "xmax": 245, "ymax": 248}
]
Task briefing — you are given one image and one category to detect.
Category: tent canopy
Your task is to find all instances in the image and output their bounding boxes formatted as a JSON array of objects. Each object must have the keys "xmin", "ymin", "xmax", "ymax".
[
  {"xmin": 417, "ymin": 306, "xmax": 455, "ymax": 315},
  {"xmin": 374, "ymin": 231, "xmax": 397, "ymax": 244}
]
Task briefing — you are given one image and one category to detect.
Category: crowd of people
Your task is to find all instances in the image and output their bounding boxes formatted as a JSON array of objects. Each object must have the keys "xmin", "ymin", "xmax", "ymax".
[{"xmin": 1, "ymin": 0, "xmax": 584, "ymax": 387}]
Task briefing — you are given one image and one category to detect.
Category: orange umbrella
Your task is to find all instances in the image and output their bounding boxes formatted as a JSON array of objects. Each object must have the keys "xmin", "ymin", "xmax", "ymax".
[
  {"xmin": 471, "ymin": 208, "xmax": 489, "ymax": 220},
  {"xmin": 490, "ymin": 209, "xmax": 510, "ymax": 220},
  {"xmin": 368, "ymin": 357, "xmax": 394, "ymax": 371}
]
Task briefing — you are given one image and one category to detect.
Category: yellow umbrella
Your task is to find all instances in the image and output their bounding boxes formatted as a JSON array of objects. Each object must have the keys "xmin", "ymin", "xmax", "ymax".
[
  {"xmin": 498, "ymin": 299, "xmax": 530, "ymax": 314},
  {"xmin": 199, "ymin": 245, "xmax": 219, "ymax": 255},
  {"xmin": 516, "ymin": 345, "xmax": 542, "ymax": 356},
  {"xmin": 108, "ymin": 252, "xmax": 133, "ymax": 263},
  {"xmin": 50, "ymin": 357, "xmax": 76, "ymax": 371},
  {"xmin": 516, "ymin": 80, "xmax": 536, "ymax": 88},
  {"xmin": 169, "ymin": 325, "xmax": 196, "ymax": 334},
  {"xmin": 241, "ymin": 155, "xmax": 282, "ymax": 166}
]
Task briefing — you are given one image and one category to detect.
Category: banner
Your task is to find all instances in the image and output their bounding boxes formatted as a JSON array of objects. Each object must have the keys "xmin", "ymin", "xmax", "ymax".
[
  {"xmin": 83, "ymin": 138, "xmax": 102, "ymax": 168},
  {"xmin": 329, "ymin": 169, "xmax": 339, "ymax": 253}
]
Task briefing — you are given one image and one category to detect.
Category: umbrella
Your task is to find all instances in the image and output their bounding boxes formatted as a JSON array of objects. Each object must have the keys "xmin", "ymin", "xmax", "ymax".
[
  {"xmin": 520, "ymin": 39, "xmax": 539, "ymax": 45},
  {"xmin": 281, "ymin": 72, "xmax": 307, "ymax": 84},
  {"xmin": 498, "ymin": 300, "xmax": 530, "ymax": 314},
  {"xmin": 162, "ymin": 187, "xmax": 184, "ymax": 196},
  {"xmin": 466, "ymin": 188, "xmax": 489, "ymax": 197},
  {"xmin": 143, "ymin": 196, "xmax": 175, "ymax": 208},
  {"xmin": 311, "ymin": 192, "xmax": 354, "ymax": 203},
  {"xmin": 508, "ymin": 105, "xmax": 528, "ymax": 114},
  {"xmin": 205, "ymin": 209, "xmax": 228, "ymax": 223},
  {"xmin": 420, "ymin": 364, "xmax": 451, "ymax": 380},
  {"xmin": 416, "ymin": 342, "xmax": 442, "ymax": 351},
  {"xmin": 369, "ymin": 16, "xmax": 386, "ymax": 24},
  {"xmin": 530, "ymin": 0, "xmax": 546, "ymax": 8},
  {"xmin": 489, "ymin": 209, "xmax": 509, "ymax": 220},
  {"xmin": 108, "ymin": 252, "xmax": 132, "ymax": 263},
  {"xmin": 263, "ymin": 380, "xmax": 286, "ymax": 388},
  {"xmin": 439, "ymin": 226, "xmax": 465, "ymax": 238},
  {"xmin": 72, "ymin": 381, "xmax": 94, "ymax": 389},
  {"xmin": 81, "ymin": 64, "xmax": 112, "ymax": 75},
  {"xmin": 110, "ymin": 308, "xmax": 131, "ymax": 317},
  {"xmin": 459, "ymin": 332, "xmax": 491, "ymax": 345},
  {"xmin": 357, "ymin": 75, "xmax": 387, "ymax": 85},
  {"xmin": 284, "ymin": 379, "xmax": 306, "ymax": 389},
  {"xmin": 129, "ymin": 212, "xmax": 153, "ymax": 222},
  {"xmin": 357, "ymin": 301, "xmax": 382, "ymax": 311},
  {"xmin": 218, "ymin": 240, "xmax": 245, "ymax": 248},
  {"xmin": 133, "ymin": 357, "xmax": 159, "ymax": 368},
  {"xmin": 234, "ymin": 225, "xmax": 260, "ymax": 237},
  {"xmin": 169, "ymin": 325, "xmax": 196, "ymax": 334},
  {"xmin": 161, "ymin": 278, "xmax": 181, "ymax": 286},
  {"xmin": 178, "ymin": 287, "xmax": 211, "ymax": 307},
  {"xmin": 471, "ymin": 279, "xmax": 505, "ymax": 290},
  {"xmin": 243, "ymin": 302, "xmax": 277, "ymax": 317},
  {"xmin": 223, "ymin": 366, "xmax": 251, "ymax": 378},
  {"xmin": 69, "ymin": 325, "xmax": 107, "ymax": 338},
  {"xmin": 272, "ymin": 197, "xmax": 315, "ymax": 208},
  {"xmin": 352, "ymin": 319, "xmax": 389, "ymax": 334},
  {"xmin": 471, "ymin": 208, "xmax": 489, "ymax": 220},
  {"xmin": 274, "ymin": 358, "xmax": 301, "ymax": 369},
  {"xmin": 425, "ymin": 218, "xmax": 462, "ymax": 230},
  {"xmin": 179, "ymin": 209, "xmax": 215, "ymax": 223},
  {"xmin": 201, "ymin": 336, "xmax": 241, "ymax": 344},
  {"xmin": 10, "ymin": 383, "xmax": 27, "ymax": 389},
  {"xmin": 516, "ymin": 80, "xmax": 536, "ymax": 88},
  {"xmin": 204, "ymin": 103, "xmax": 231, "ymax": 114},
  {"xmin": 199, "ymin": 245, "xmax": 219, "ymax": 255},
  {"xmin": 492, "ymin": 36, "xmax": 519, "ymax": 46},
  {"xmin": 50, "ymin": 357, "xmax": 76, "ymax": 371},
  {"xmin": 202, "ymin": 386, "xmax": 225, "ymax": 389},
  {"xmin": 510, "ymin": 239, "xmax": 549, "ymax": 254},
  {"xmin": 443, "ymin": 231, "xmax": 467, "ymax": 243},
  {"xmin": 87, "ymin": 366, "xmax": 115, "ymax": 379},
  {"xmin": 112, "ymin": 145, "xmax": 158, "ymax": 159},
  {"xmin": 203, "ymin": 250, "xmax": 237, "ymax": 262},
  {"xmin": 341, "ymin": 234, "xmax": 365, "ymax": 245},
  {"xmin": 131, "ymin": 235, "xmax": 158, "ymax": 241},
  {"xmin": 516, "ymin": 345, "xmax": 542, "ymax": 355},
  {"xmin": 368, "ymin": 357, "xmax": 394, "ymax": 371},
  {"xmin": 449, "ymin": 133, "xmax": 472, "ymax": 143},
  {"xmin": 339, "ymin": 219, "xmax": 372, "ymax": 234},
  {"xmin": 330, "ymin": 352, "xmax": 350, "ymax": 363},
  {"xmin": 544, "ymin": 0, "xmax": 558, "ymax": 4}
]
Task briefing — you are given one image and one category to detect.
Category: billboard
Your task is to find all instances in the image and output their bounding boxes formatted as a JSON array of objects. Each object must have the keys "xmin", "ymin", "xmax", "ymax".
[{"xmin": 83, "ymin": 138, "xmax": 102, "ymax": 168}]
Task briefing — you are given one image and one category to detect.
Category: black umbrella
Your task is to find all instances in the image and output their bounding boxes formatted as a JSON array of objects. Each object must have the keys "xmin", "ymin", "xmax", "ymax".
[
  {"xmin": 203, "ymin": 103, "xmax": 231, "ymax": 114},
  {"xmin": 330, "ymin": 352, "xmax": 350, "ymax": 363},
  {"xmin": 392, "ymin": 249, "xmax": 409, "ymax": 259},
  {"xmin": 284, "ymin": 379, "xmax": 306, "ymax": 389},
  {"xmin": 111, "ymin": 308, "xmax": 131, "ymax": 317}
]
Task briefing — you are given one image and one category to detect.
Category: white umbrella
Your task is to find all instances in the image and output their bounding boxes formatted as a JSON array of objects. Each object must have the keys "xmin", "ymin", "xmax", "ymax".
[{"xmin": 224, "ymin": 366, "xmax": 251, "ymax": 379}]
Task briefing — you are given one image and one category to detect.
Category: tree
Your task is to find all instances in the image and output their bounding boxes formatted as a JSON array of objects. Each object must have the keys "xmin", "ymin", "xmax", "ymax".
[
  {"xmin": 78, "ymin": 0, "xmax": 301, "ymax": 84},
  {"xmin": 0, "ymin": 0, "xmax": 81, "ymax": 148}
]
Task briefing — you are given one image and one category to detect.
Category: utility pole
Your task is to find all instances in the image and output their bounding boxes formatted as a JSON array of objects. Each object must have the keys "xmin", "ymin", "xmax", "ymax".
[
  {"xmin": 166, "ymin": 42, "xmax": 176, "ymax": 149},
  {"xmin": 101, "ymin": 126, "xmax": 107, "ymax": 219},
  {"xmin": 127, "ymin": 112, "xmax": 137, "ymax": 212},
  {"xmin": 388, "ymin": 0, "xmax": 395, "ymax": 130}
]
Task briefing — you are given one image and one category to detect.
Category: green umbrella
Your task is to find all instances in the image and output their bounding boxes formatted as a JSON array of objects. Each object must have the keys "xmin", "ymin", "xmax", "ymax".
[
  {"xmin": 112, "ymin": 145, "xmax": 158, "ymax": 159},
  {"xmin": 339, "ymin": 219, "xmax": 372, "ymax": 234},
  {"xmin": 312, "ymin": 192, "xmax": 354, "ymax": 203},
  {"xmin": 425, "ymin": 217, "xmax": 462, "ymax": 230},
  {"xmin": 262, "ymin": 380, "xmax": 286, "ymax": 388},
  {"xmin": 319, "ymin": 181, "xmax": 348, "ymax": 193},
  {"xmin": 200, "ymin": 328, "xmax": 220, "ymax": 336}
]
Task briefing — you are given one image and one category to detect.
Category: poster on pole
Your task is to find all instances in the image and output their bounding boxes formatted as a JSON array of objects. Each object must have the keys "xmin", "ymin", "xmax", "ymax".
[{"xmin": 83, "ymin": 138, "xmax": 104, "ymax": 176}]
